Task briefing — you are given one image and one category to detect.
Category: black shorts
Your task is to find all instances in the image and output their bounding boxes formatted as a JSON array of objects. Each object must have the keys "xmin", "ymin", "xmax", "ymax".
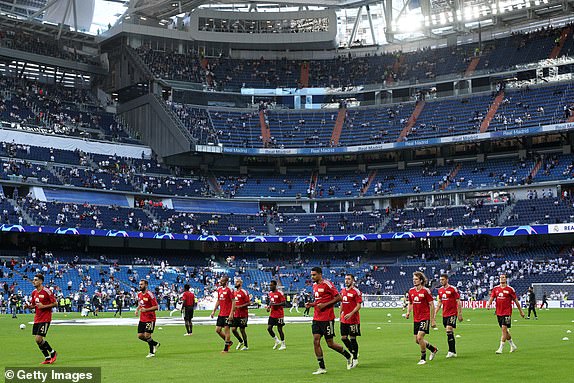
[
  {"xmin": 414, "ymin": 320, "xmax": 430, "ymax": 335},
  {"xmin": 138, "ymin": 321, "xmax": 155, "ymax": 334},
  {"xmin": 216, "ymin": 316, "xmax": 230, "ymax": 327},
  {"xmin": 312, "ymin": 320, "xmax": 335, "ymax": 339},
  {"xmin": 340, "ymin": 323, "xmax": 361, "ymax": 337},
  {"xmin": 268, "ymin": 317, "xmax": 285, "ymax": 327},
  {"xmin": 32, "ymin": 322, "xmax": 50, "ymax": 337},
  {"xmin": 497, "ymin": 315, "xmax": 512, "ymax": 328},
  {"xmin": 443, "ymin": 315, "xmax": 457, "ymax": 328},
  {"xmin": 183, "ymin": 307, "xmax": 194, "ymax": 321},
  {"xmin": 231, "ymin": 317, "xmax": 248, "ymax": 328}
]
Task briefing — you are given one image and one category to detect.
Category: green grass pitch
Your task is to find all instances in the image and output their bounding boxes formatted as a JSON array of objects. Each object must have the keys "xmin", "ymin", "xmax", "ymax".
[{"xmin": 2, "ymin": 308, "xmax": 573, "ymax": 383}]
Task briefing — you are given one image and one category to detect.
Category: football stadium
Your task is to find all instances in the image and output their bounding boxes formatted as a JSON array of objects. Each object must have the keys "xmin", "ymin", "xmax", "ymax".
[{"xmin": 0, "ymin": 0, "xmax": 574, "ymax": 382}]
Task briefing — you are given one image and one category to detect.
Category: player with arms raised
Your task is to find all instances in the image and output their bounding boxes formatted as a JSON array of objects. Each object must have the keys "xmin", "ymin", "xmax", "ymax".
[
  {"xmin": 135, "ymin": 279, "xmax": 160, "ymax": 358},
  {"xmin": 487, "ymin": 273, "xmax": 525, "ymax": 354},
  {"xmin": 340, "ymin": 274, "xmax": 362, "ymax": 369},
  {"xmin": 305, "ymin": 267, "xmax": 353, "ymax": 375},
  {"xmin": 211, "ymin": 275, "xmax": 234, "ymax": 352},
  {"xmin": 406, "ymin": 271, "xmax": 438, "ymax": 365},
  {"xmin": 267, "ymin": 280, "xmax": 286, "ymax": 350},
  {"xmin": 434, "ymin": 273, "xmax": 463, "ymax": 358},
  {"xmin": 230, "ymin": 277, "xmax": 251, "ymax": 351},
  {"xmin": 25, "ymin": 274, "xmax": 58, "ymax": 364}
]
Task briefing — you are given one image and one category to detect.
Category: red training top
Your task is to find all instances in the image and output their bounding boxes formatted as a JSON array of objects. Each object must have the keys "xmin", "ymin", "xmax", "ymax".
[
  {"xmin": 268, "ymin": 291, "xmax": 285, "ymax": 318},
  {"xmin": 31, "ymin": 287, "xmax": 56, "ymax": 324},
  {"xmin": 138, "ymin": 290, "xmax": 158, "ymax": 322},
  {"xmin": 312, "ymin": 279, "xmax": 339, "ymax": 321},
  {"xmin": 490, "ymin": 285, "xmax": 517, "ymax": 316},
  {"xmin": 437, "ymin": 285, "xmax": 460, "ymax": 317},
  {"xmin": 182, "ymin": 290, "xmax": 195, "ymax": 307},
  {"xmin": 340, "ymin": 286, "xmax": 363, "ymax": 325},
  {"xmin": 408, "ymin": 286, "xmax": 434, "ymax": 322},
  {"xmin": 233, "ymin": 288, "xmax": 250, "ymax": 318},
  {"xmin": 217, "ymin": 286, "xmax": 233, "ymax": 317}
]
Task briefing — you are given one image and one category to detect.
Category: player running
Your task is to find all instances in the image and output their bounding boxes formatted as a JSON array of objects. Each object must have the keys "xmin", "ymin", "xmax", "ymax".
[
  {"xmin": 406, "ymin": 271, "xmax": 438, "ymax": 365},
  {"xmin": 340, "ymin": 274, "xmax": 362, "ymax": 369},
  {"xmin": 230, "ymin": 277, "xmax": 251, "ymax": 351},
  {"xmin": 135, "ymin": 279, "xmax": 160, "ymax": 358},
  {"xmin": 487, "ymin": 273, "xmax": 525, "ymax": 354},
  {"xmin": 434, "ymin": 274, "xmax": 463, "ymax": 358},
  {"xmin": 24, "ymin": 274, "xmax": 58, "ymax": 364},
  {"xmin": 267, "ymin": 280, "xmax": 287, "ymax": 350},
  {"xmin": 182, "ymin": 284, "xmax": 195, "ymax": 336},
  {"xmin": 305, "ymin": 267, "xmax": 353, "ymax": 375},
  {"xmin": 211, "ymin": 275, "xmax": 234, "ymax": 352}
]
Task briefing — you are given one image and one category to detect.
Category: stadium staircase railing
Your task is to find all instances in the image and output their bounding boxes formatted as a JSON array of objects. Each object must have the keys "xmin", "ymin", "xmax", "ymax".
[
  {"xmin": 549, "ymin": 27, "xmax": 572, "ymax": 59},
  {"xmin": 330, "ymin": 107, "xmax": 347, "ymax": 146},
  {"xmin": 479, "ymin": 91, "xmax": 505, "ymax": 133},
  {"xmin": 259, "ymin": 110, "xmax": 271, "ymax": 147},
  {"xmin": 397, "ymin": 100, "xmax": 426, "ymax": 141},
  {"xmin": 465, "ymin": 56, "xmax": 481, "ymax": 77}
]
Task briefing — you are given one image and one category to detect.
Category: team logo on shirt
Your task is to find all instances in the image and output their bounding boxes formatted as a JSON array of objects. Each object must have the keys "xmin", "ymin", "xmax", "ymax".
[
  {"xmin": 39, "ymin": 295, "xmax": 44, "ymax": 299},
  {"xmin": 318, "ymin": 288, "xmax": 324, "ymax": 293}
]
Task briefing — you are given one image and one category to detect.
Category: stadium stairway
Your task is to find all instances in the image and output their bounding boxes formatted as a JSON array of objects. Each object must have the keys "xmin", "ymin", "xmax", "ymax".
[
  {"xmin": 497, "ymin": 200, "xmax": 517, "ymax": 225},
  {"xmin": 549, "ymin": 27, "xmax": 572, "ymax": 59},
  {"xmin": 529, "ymin": 158, "xmax": 543, "ymax": 179},
  {"xmin": 126, "ymin": 47, "xmax": 155, "ymax": 81},
  {"xmin": 360, "ymin": 170, "xmax": 378, "ymax": 196},
  {"xmin": 259, "ymin": 110, "xmax": 271, "ymax": 147},
  {"xmin": 330, "ymin": 107, "xmax": 347, "ymax": 146},
  {"xmin": 397, "ymin": 100, "xmax": 426, "ymax": 141},
  {"xmin": 208, "ymin": 174, "xmax": 223, "ymax": 195},
  {"xmin": 479, "ymin": 91, "xmax": 505, "ymax": 133},
  {"xmin": 8, "ymin": 198, "xmax": 35, "ymax": 226},
  {"xmin": 309, "ymin": 170, "xmax": 319, "ymax": 197},
  {"xmin": 464, "ymin": 56, "xmax": 481, "ymax": 77},
  {"xmin": 300, "ymin": 62, "xmax": 310, "ymax": 88},
  {"xmin": 441, "ymin": 163, "xmax": 462, "ymax": 190}
]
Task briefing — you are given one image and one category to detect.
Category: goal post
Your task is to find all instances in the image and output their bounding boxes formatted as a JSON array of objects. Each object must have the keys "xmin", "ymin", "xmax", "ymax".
[
  {"xmin": 362, "ymin": 294, "xmax": 404, "ymax": 309},
  {"xmin": 532, "ymin": 283, "xmax": 574, "ymax": 308}
]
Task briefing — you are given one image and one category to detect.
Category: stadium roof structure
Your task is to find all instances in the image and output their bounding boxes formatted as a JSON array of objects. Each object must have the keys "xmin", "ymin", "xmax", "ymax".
[
  {"xmin": 2, "ymin": 0, "xmax": 574, "ymax": 43},
  {"xmin": 115, "ymin": 0, "xmax": 574, "ymax": 43}
]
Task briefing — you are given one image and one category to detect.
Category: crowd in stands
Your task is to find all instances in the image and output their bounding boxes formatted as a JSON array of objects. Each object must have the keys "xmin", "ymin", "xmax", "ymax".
[
  {"xmin": 1, "ymin": 245, "xmax": 572, "ymax": 316},
  {"xmin": 0, "ymin": 76, "xmax": 135, "ymax": 143},
  {"xmin": 0, "ymin": 26, "xmax": 98, "ymax": 64},
  {"xmin": 136, "ymin": 25, "xmax": 573, "ymax": 89}
]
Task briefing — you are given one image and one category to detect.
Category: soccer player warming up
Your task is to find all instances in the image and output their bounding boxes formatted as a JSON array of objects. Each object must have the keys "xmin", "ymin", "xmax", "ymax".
[
  {"xmin": 267, "ymin": 280, "xmax": 287, "ymax": 350},
  {"xmin": 211, "ymin": 275, "xmax": 234, "ymax": 352},
  {"xmin": 306, "ymin": 267, "xmax": 353, "ymax": 375},
  {"xmin": 24, "ymin": 274, "xmax": 58, "ymax": 364},
  {"xmin": 340, "ymin": 274, "xmax": 362, "ymax": 369},
  {"xmin": 230, "ymin": 277, "xmax": 251, "ymax": 351},
  {"xmin": 136, "ymin": 279, "xmax": 160, "ymax": 358},
  {"xmin": 181, "ymin": 284, "xmax": 195, "ymax": 336},
  {"xmin": 434, "ymin": 274, "xmax": 463, "ymax": 358},
  {"xmin": 406, "ymin": 272, "xmax": 438, "ymax": 365},
  {"xmin": 486, "ymin": 273, "xmax": 525, "ymax": 354}
]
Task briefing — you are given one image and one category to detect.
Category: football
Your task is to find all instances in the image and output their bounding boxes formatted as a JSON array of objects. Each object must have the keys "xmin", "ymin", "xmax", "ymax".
[{"xmin": 19, "ymin": 324, "xmax": 26, "ymax": 330}]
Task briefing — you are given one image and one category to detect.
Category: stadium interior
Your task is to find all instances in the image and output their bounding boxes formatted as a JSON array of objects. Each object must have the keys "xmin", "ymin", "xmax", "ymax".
[{"xmin": 0, "ymin": 0, "xmax": 574, "ymax": 312}]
